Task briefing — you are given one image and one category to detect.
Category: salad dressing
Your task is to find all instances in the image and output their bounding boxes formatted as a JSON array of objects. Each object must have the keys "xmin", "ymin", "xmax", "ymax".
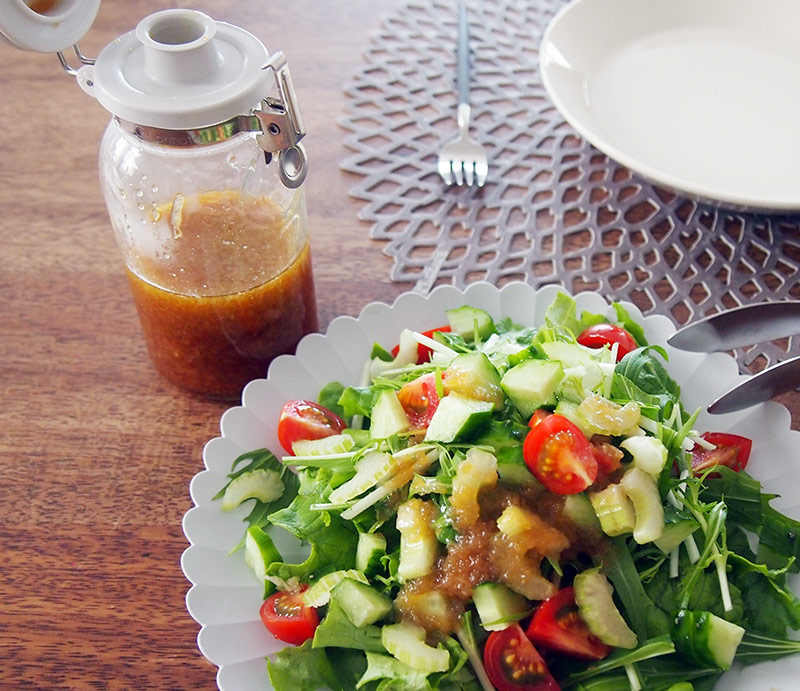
[{"xmin": 127, "ymin": 191, "xmax": 317, "ymax": 398}]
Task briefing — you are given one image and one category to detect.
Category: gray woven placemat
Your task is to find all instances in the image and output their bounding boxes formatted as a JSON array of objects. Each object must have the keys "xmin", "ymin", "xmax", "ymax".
[{"xmin": 340, "ymin": 0, "xmax": 800, "ymax": 371}]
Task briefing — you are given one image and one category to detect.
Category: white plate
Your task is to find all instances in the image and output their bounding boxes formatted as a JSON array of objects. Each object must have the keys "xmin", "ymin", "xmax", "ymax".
[
  {"xmin": 539, "ymin": 0, "xmax": 800, "ymax": 211},
  {"xmin": 181, "ymin": 282, "xmax": 800, "ymax": 690}
]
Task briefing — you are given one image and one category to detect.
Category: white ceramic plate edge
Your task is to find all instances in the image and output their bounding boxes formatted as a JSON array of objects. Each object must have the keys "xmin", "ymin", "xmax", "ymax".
[{"xmin": 182, "ymin": 281, "xmax": 800, "ymax": 690}]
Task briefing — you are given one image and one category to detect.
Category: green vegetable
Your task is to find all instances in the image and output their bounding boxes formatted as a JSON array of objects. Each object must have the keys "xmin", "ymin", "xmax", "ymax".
[
  {"xmin": 472, "ymin": 582, "xmax": 530, "ymax": 631},
  {"xmin": 356, "ymin": 531, "xmax": 387, "ymax": 577},
  {"xmin": 381, "ymin": 622, "xmax": 450, "ymax": 674},
  {"xmin": 574, "ymin": 568, "xmax": 638, "ymax": 649},
  {"xmin": 243, "ymin": 525, "xmax": 282, "ymax": 597},
  {"xmin": 620, "ymin": 467, "xmax": 665, "ymax": 544},
  {"xmin": 500, "ymin": 358, "xmax": 564, "ymax": 417},
  {"xmin": 445, "ymin": 305, "xmax": 495, "ymax": 342},
  {"xmin": 331, "ymin": 577, "xmax": 393, "ymax": 627},
  {"xmin": 423, "ymin": 394, "xmax": 494, "ymax": 443},
  {"xmin": 370, "ymin": 390, "xmax": 411, "ymax": 439}
]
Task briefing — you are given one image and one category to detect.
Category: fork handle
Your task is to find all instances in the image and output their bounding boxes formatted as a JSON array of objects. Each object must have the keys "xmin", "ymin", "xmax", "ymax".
[{"xmin": 457, "ymin": 2, "xmax": 470, "ymax": 106}]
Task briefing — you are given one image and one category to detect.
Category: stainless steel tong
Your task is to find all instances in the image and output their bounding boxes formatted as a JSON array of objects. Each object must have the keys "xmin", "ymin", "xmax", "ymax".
[{"xmin": 668, "ymin": 301, "xmax": 800, "ymax": 413}]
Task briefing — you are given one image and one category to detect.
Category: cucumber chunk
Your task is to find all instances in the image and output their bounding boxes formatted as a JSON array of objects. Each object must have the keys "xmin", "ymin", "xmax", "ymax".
[
  {"xmin": 500, "ymin": 359, "xmax": 564, "ymax": 418},
  {"xmin": 673, "ymin": 609, "xmax": 745, "ymax": 670},
  {"xmin": 370, "ymin": 390, "xmax": 411, "ymax": 439},
  {"xmin": 574, "ymin": 568, "xmax": 637, "ymax": 649},
  {"xmin": 444, "ymin": 352, "xmax": 505, "ymax": 408},
  {"xmin": 699, "ymin": 612, "xmax": 745, "ymax": 670},
  {"xmin": 291, "ymin": 433, "xmax": 355, "ymax": 457},
  {"xmin": 303, "ymin": 569, "xmax": 369, "ymax": 607},
  {"xmin": 331, "ymin": 578, "xmax": 393, "ymax": 627},
  {"xmin": 472, "ymin": 582, "xmax": 529, "ymax": 631},
  {"xmin": 381, "ymin": 622, "xmax": 450, "ymax": 673},
  {"xmin": 445, "ymin": 305, "xmax": 495, "ymax": 342},
  {"xmin": 220, "ymin": 468, "xmax": 284, "ymax": 511},
  {"xmin": 244, "ymin": 525, "xmax": 282, "ymax": 596},
  {"xmin": 396, "ymin": 498, "xmax": 439, "ymax": 582},
  {"xmin": 424, "ymin": 394, "xmax": 494, "ymax": 443},
  {"xmin": 356, "ymin": 532, "xmax": 387, "ymax": 576}
]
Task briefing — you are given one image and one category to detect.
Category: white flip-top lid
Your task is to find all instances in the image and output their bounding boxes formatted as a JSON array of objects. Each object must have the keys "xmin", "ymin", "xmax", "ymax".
[
  {"xmin": 0, "ymin": 0, "xmax": 100, "ymax": 53},
  {"xmin": 93, "ymin": 10, "xmax": 271, "ymax": 130},
  {"xmin": 1, "ymin": 3, "xmax": 272, "ymax": 130}
]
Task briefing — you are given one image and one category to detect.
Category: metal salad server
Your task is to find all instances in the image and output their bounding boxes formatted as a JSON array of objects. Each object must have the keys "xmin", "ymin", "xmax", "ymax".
[
  {"xmin": 437, "ymin": 2, "xmax": 488, "ymax": 187},
  {"xmin": 668, "ymin": 301, "xmax": 800, "ymax": 413}
]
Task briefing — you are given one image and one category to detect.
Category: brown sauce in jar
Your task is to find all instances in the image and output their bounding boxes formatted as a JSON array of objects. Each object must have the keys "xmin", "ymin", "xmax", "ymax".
[{"xmin": 126, "ymin": 190, "xmax": 317, "ymax": 398}]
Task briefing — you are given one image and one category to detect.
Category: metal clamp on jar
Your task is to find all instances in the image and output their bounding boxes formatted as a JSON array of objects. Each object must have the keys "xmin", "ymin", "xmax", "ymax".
[{"xmin": 1, "ymin": 3, "xmax": 318, "ymax": 398}]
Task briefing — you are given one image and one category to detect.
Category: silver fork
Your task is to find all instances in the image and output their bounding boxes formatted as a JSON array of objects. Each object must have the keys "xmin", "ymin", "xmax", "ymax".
[{"xmin": 437, "ymin": 2, "xmax": 488, "ymax": 187}]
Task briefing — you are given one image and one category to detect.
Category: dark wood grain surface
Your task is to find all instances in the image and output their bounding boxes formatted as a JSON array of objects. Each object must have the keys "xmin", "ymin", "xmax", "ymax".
[{"xmin": 1, "ymin": 1, "xmax": 798, "ymax": 689}]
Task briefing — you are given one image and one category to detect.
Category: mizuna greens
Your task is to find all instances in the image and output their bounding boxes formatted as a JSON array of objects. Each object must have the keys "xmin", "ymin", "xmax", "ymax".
[{"xmin": 215, "ymin": 292, "xmax": 800, "ymax": 690}]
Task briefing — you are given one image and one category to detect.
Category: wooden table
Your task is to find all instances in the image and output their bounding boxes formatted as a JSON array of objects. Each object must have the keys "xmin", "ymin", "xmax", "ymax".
[{"xmin": 1, "ymin": 1, "xmax": 797, "ymax": 688}]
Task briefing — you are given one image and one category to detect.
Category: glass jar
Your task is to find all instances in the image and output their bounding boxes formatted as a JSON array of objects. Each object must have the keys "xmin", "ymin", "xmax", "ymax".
[
  {"xmin": 0, "ymin": 6, "xmax": 317, "ymax": 398},
  {"xmin": 99, "ymin": 123, "xmax": 317, "ymax": 398}
]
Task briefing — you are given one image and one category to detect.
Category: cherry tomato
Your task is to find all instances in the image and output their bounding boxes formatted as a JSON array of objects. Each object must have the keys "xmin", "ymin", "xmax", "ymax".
[
  {"xmin": 591, "ymin": 438, "xmax": 624, "ymax": 475},
  {"xmin": 397, "ymin": 372, "xmax": 441, "ymax": 429},
  {"xmin": 483, "ymin": 624, "xmax": 560, "ymax": 691},
  {"xmin": 526, "ymin": 587, "xmax": 611, "ymax": 661},
  {"xmin": 277, "ymin": 400, "xmax": 346, "ymax": 455},
  {"xmin": 577, "ymin": 323, "xmax": 637, "ymax": 362},
  {"xmin": 259, "ymin": 589, "xmax": 319, "ymax": 645},
  {"xmin": 391, "ymin": 326, "xmax": 452, "ymax": 364},
  {"xmin": 691, "ymin": 431, "xmax": 752, "ymax": 475},
  {"xmin": 528, "ymin": 409, "xmax": 552, "ymax": 429},
  {"xmin": 523, "ymin": 414, "xmax": 598, "ymax": 494}
]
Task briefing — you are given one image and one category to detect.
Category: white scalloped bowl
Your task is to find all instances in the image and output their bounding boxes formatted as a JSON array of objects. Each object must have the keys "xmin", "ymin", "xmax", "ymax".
[{"xmin": 182, "ymin": 282, "xmax": 800, "ymax": 690}]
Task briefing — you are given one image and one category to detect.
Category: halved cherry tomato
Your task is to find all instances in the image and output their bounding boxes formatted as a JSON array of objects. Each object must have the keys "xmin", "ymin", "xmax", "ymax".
[
  {"xmin": 277, "ymin": 400, "xmax": 346, "ymax": 455},
  {"xmin": 591, "ymin": 437, "xmax": 624, "ymax": 475},
  {"xmin": 391, "ymin": 326, "xmax": 452, "ymax": 364},
  {"xmin": 526, "ymin": 587, "xmax": 611, "ymax": 661},
  {"xmin": 483, "ymin": 624, "xmax": 559, "ymax": 691},
  {"xmin": 523, "ymin": 414, "xmax": 598, "ymax": 494},
  {"xmin": 397, "ymin": 372, "xmax": 441, "ymax": 429},
  {"xmin": 577, "ymin": 323, "xmax": 637, "ymax": 362},
  {"xmin": 259, "ymin": 588, "xmax": 319, "ymax": 645},
  {"xmin": 528, "ymin": 409, "xmax": 552, "ymax": 429},
  {"xmin": 691, "ymin": 431, "xmax": 752, "ymax": 475}
]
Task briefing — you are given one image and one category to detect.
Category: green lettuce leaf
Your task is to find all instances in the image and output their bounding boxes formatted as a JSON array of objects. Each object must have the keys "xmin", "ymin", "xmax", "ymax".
[
  {"xmin": 312, "ymin": 600, "xmax": 385, "ymax": 653},
  {"xmin": 266, "ymin": 469, "xmax": 358, "ymax": 582},
  {"xmin": 268, "ymin": 639, "xmax": 358, "ymax": 691}
]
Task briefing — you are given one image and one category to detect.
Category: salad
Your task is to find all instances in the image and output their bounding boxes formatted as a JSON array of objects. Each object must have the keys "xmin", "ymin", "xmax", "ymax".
[{"xmin": 214, "ymin": 292, "xmax": 800, "ymax": 691}]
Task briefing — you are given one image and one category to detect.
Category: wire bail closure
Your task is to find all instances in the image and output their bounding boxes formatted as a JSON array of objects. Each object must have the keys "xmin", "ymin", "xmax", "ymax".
[{"xmin": 254, "ymin": 51, "xmax": 308, "ymax": 189}]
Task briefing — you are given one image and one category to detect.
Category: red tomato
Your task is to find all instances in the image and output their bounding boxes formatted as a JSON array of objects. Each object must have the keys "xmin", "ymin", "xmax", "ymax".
[
  {"xmin": 591, "ymin": 438, "xmax": 624, "ymax": 475},
  {"xmin": 277, "ymin": 400, "xmax": 346, "ymax": 455},
  {"xmin": 523, "ymin": 414, "xmax": 598, "ymax": 494},
  {"xmin": 483, "ymin": 624, "xmax": 560, "ymax": 691},
  {"xmin": 259, "ymin": 589, "xmax": 319, "ymax": 645},
  {"xmin": 526, "ymin": 587, "xmax": 611, "ymax": 661},
  {"xmin": 397, "ymin": 372, "xmax": 441, "ymax": 429},
  {"xmin": 528, "ymin": 409, "xmax": 552, "ymax": 429},
  {"xmin": 691, "ymin": 432, "xmax": 752, "ymax": 475},
  {"xmin": 577, "ymin": 323, "xmax": 637, "ymax": 362},
  {"xmin": 391, "ymin": 326, "xmax": 452, "ymax": 364}
]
